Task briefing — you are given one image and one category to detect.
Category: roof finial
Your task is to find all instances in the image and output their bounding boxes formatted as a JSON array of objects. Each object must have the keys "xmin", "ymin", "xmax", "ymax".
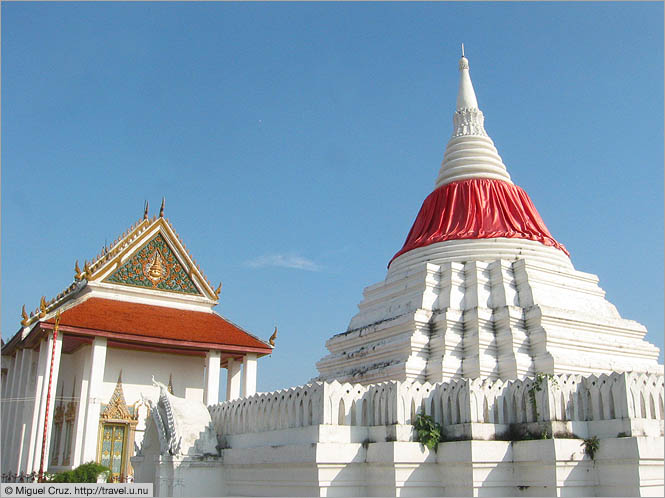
[
  {"xmin": 456, "ymin": 44, "xmax": 478, "ymax": 110},
  {"xmin": 143, "ymin": 200, "xmax": 149, "ymax": 220},
  {"xmin": 74, "ymin": 260, "xmax": 82, "ymax": 281},
  {"xmin": 21, "ymin": 305, "xmax": 29, "ymax": 326},
  {"xmin": 159, "ymin": 197, "xmax": 165, "ymax": 218}
]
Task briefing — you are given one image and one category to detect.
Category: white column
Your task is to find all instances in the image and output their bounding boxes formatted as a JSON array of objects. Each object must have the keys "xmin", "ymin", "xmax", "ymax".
[
  {"xmin": 226, "ymin": 358, "xmax": 242, "ymax": 401},
  {"xmin": 0, "ymin": 365, "xmax": 7, "ymax": 469},
  {"xmin": 0, "ymin": 371, "xmax": 7, "ymax": 440},
  {"xmin": 9, "ymin": 349, "xmax": 32, "ymax": 473},
  {"xmin": 41, "ymin": 334, "xmax": 63, "ymax": 472},
  {"xmin": 71, "ymin": 347, "xmax": 92, "ymax": 467},
  {"xmin": 30, "ymin": 335, "xmax": 55, "ymax": 473},
  {"xmin": 15, "ymin": 349, "xmax": 34, "ymax": 473},
  {"xmin": 204, "ymin": 350, "xmax": 221, "ymax": 406},
  {"xmin": 81, "ymin": 337, "xmax": 107, "ymax": 463},
  {"xmin": 30, "ymin": 332, "xmax": 62, "ymax": 475},
  {"xmin": 25, "ymin": 342, "xmax": 48, "ymax": 473},
  {"xmin": 242, "ymin": 354, "xmax": 257, "ymax": 397},
  {"xmin": 1, "ymin": 353, "xmax": 18, "ymax": 471}
]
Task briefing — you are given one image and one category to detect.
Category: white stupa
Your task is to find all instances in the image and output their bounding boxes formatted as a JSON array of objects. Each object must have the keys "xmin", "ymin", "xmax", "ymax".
[
  {"xmin": 132, "ymin": 50, "xmax": 664, "ymax": 498},
  {"xmin": 317, "ymin": 51, "xmax": 662, "ymax": 384}
]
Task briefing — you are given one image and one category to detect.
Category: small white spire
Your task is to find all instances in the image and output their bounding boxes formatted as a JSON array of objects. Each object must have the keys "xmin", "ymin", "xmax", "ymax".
[
  {"xmin": 456, "ymin": 46, "xmax": 479, "ymax": 110},
  {"xmin": 434, "ymin": 47, "xmax": 512, "ymax": 188}
]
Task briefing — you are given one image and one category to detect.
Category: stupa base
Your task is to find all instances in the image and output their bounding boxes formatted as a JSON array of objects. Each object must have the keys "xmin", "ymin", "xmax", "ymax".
[{"xmin": 317, "ymin": 258, "xmax": 662, "ymax": 385}]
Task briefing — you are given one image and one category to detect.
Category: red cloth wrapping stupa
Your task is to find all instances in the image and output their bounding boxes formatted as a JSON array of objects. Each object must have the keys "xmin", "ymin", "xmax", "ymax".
[{"xmin": 389, "ymin": 178, "xmax": 568, "ymax": 267}]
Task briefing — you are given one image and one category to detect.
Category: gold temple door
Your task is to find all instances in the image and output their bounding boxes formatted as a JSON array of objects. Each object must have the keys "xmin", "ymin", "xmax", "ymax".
[
  {"xmin": 99, "ymin": 424, "xmax": 127, "ymax": 480},
  {"xmin": 97, "ymin": 372, "xmax": 139, "ymax": 481}
]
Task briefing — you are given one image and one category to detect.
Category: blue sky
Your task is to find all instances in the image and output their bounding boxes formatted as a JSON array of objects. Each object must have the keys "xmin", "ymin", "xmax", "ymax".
[{"xmin": 2, "ymin": 2, "xmax": 663, "ymax": 393}]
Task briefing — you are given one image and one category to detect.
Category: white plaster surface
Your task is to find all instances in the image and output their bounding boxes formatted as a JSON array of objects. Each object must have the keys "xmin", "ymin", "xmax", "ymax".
[
  {"xmin": 1, "ymin": 341, "xmax": 210, "ymax": 476},
  {"xmin": 133, "ymin": 373, "xmax": 664, "ymax": 496},
  {"xmin": 242, "ymin": 353, "xmax": 257, "ymax": 397},
  {"xmin": 205, "ymin": 350, "xmax": 221, "ymax": 406},
  {"xmin": 142, "ymin": 379, "xmax": 218, "ymax": 458},
  {"xmin": 81, "ymin": 337, "xmax": 107, "ymax": 464},
  {"xmin": 226, "ymin": 358, "xmax": 242, "ymax": 401},
  {"xmin": 317, "ymin": 258, "xmax": 662, "ymax": 385}
]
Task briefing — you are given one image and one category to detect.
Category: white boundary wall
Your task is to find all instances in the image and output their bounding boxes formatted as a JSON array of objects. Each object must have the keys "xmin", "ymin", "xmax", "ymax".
[
  {"xmin": 133, "ymin": 372, "xmax": 664, "ymax": 497},
  {"xmin": 210, "ymin": 372, "xmax": 664, "ymax": 437}
]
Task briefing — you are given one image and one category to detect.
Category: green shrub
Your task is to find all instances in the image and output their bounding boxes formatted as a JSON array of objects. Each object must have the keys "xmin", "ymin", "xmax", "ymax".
[
  {"xmin": 413, "ymin": 413, "xmax": 443, "ymax": 450},
  {"xmin": 582, "ymin": 436, "xmax": 600, "ymax": 460},
  {"xmin": 49, "ymin": 462, "xmax": 111, "ymax": 483}
]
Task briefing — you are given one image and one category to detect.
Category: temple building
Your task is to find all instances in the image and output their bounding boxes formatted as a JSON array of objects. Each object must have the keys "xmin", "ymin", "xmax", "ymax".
[
  {"xmin": 1, "ymin": 205, "xmax": 273, "ymax": 481},
  {"xmin": 131, "ymin": 51, "xmax": 663, "ymax": 497}
]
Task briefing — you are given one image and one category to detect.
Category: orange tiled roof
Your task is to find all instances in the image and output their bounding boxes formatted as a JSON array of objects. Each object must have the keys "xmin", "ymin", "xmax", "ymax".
[{"xmin": 45, "ymin": 297, "xmax": 270, "ymax": 352}]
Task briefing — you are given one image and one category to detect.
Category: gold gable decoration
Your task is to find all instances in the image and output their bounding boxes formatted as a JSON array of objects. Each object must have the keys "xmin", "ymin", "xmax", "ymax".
[
  {"xmin": 103, "ymin": 233, "xmax": 202, "ymax": 296},
  {"xmin": 18, "ymin": 211, "xmax": 222, "ymax": 330},
  {"xmin": 100, "ymin": 372, "xmax": 139, "ymax": 425}
]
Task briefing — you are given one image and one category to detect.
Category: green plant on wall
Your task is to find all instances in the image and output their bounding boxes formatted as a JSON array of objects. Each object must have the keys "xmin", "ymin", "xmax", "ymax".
[
  {"xmin": 582, "ymin": 436, "xmax": 600, "ymax": 460},
  {"xmin": 413, "ymin": 413, "xmax": 443, "ymax": 450},
  {"xmin": 527, "ymin": 372, "xmax": 558, "ymax": 420}
]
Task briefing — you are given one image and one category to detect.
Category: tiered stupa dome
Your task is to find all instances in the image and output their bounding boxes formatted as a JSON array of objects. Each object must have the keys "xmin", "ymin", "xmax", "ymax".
[
  {"xmin": 388, "ymin": 52, "xmax": 572, "ymax": 274},
  {"xmin": 317, "ymin": 50, "xmax": 662, "ymax": 385}
]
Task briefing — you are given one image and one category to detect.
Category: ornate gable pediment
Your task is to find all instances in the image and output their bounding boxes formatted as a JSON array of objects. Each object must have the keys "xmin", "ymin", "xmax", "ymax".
[
  {"xmin": 78, "ymin": 215, "xmax": 221, "ymax": 302},
  {"xmin": 103, "ymin": 232, "xmax": 202, "ymax": 296},
  {"xmin": 17, "ymin": 211, "xmax": 221, "ymax": 332}
]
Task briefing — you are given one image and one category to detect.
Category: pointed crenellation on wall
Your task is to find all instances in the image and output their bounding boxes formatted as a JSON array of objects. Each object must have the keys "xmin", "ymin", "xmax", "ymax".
[{"xmin": 208, "ymin": 372, "xmax": 664, "ymax": 439}]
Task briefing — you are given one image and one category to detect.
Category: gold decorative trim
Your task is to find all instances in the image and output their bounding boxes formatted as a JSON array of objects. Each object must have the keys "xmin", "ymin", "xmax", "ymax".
[
  {"xmin": 54, "ymin": 405, "xmax": 65, "ymax": 425},
  {"xmin": 65, "ymin": 401, "xmax": 77, "ymax": 422},
  {"xmin": 21, "ymin": 305, "xmax": 29, "ymax": 326},
  {"xmin": 100, "ymin": 372, "xmax": 139, "ymax": 425},
  {"xmin": 96, "ymin": 372, "xmax": 139, "ymax": 480},
  {"xmin": 65, "ymin": 380, "xmax": 77, "ymax": 422},
  {"xmin": 20, "ymin": 212, "xmax": 224, "ymax": 330},
  {"xmin": 39, "ymin": 296, "xmax": 47, "ymax": 318},
  {"xmin": 74, "ymin": 260, "xmax": 83, "ymax": 281}
]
